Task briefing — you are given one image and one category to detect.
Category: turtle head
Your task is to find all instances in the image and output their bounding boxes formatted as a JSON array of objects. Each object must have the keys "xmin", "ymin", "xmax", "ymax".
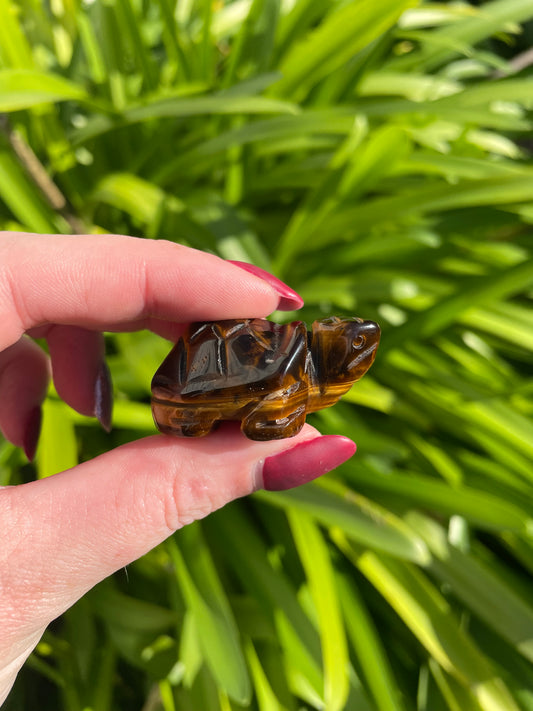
[{"xmin": 312, "ymin": 317, "xmax": 381, "ymax": 386}]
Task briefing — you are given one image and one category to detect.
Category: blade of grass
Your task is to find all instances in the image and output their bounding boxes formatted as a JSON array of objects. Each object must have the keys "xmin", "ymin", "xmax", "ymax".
[
  {"xmin": 257, "ymin": 479, "xmax": 430, "ymax": 564},
  {"xmin": 275, "ymin": 122, "xmax": 410, "ymax": 273},
  {"xmin": 89, "ymin": 639, "xmax": 116, "ymax": 711},
  {"xmin": 351, "ymin": 467, "xmax": 531, "ymax": 533},
  {"xmin": 154, "ymin": 0, "xmax": 190, "ymax": 81},
  {"xmin": 428, "ymin": 658, "xmax": 483, "ymax": 711},
  {"xmin": 152, "ymin": 108, "xmax": 354, "ymax": 184},
  {"xmin": 221, "ymin": 0, "xmax": 280, "ymax": 89},
  {"xmin": 334, "ymin": 532, "xmax": 521, "ymax": 711},
  {"xmin": 178, "ymin": 611, "xmax": 203, "ymax": 689},
  {"xmin": 91, "ymin": 1, "xmax": 127, "ymax": 109},
  {"xmin": 75, "ymin": 9, "xmax": 107, "ymax": 84},
  {"xmin": 123, "ymin": 93, "xmax": 299, "ymax": 123},
  {"xmin": 166, "ymin": 527, "xmax": 251, "ymax": 704},
  {"xmin": 274, "ymin": 0, "xmax": 417, "ymax": 99},
  {"xmin": 288, "ymin": 510, "xmax": 349, "ymax": 711},
  {"xmin": 323, "ymin": 173, "xmax": 533, "ymax": 247},
  {"xmin": 408, "ymin": 513, "xmax": 533, "ymax": 664},
  {"xmin": 0, "ymin": 149, "xmax": 60, "ymax": 232},
  {"xmin": 395, "ymin": 0, "xmax": 533, "ymax": 72},
  {"xmin": 37, "ymin": 399, "xmax": 78, "ymax": 479},
  {"xmin": 91, "ymin": 172, "xmax": 170, "ymax": 224},
  {"xmin": 384, "ymin": 257, "xmax": 533, "ymax": 348},
  {"xmin": 204, "ymin": 507, "xmax": 322, "ymax": 672},
  {"xmin": 89, "ymin": 584, "xmax": 178, "ymax": 633},
  {"xmin": 356, "ymin": 96, "xmax": 532, "ymax": 131},
  {"xmin": 0, "ymin": 0, "xmax": 34, "ymax": 68},
  {"xmin": 0, "ymin": 69, "xmax": 87, "ymax": 110},
  {"xmin": 245, "ymin": 638, "xmax": 295, "ymax": 711},
  {"xmin": 336, "ymin": 573, "xmax": 407, "ymax": 711},
  {"xmin": 114, "ymin": 0, "xmax": 158, "ymax": 91},
  {"xmin": 460, "ymin": 304, "xmax": 533, "ymax": 352}
]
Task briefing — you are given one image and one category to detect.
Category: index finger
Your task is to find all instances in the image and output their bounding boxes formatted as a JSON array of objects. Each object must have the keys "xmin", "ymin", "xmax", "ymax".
[{"xmin": 0, "ymin": 232, "xmax": 296, "ymax": 349}]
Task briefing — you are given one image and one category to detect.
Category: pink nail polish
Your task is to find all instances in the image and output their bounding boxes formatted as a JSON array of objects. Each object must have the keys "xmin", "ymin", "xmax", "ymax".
[
  {"xmin": 261, "ymin": 436, "xmax": 356, "ymax": 491},
  {"xmin": 229, "ymin": 261, "xmax": 304, "ymax": 311},
  {"xmin": 23, "ymin": 406, "xmax": 42, "ymax": 462}
]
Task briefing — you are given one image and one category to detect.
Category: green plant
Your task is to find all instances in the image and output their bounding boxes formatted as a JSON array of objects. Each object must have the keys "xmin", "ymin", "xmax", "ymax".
[{"xmin": 2, "ymin": 1, "xmax": 533, "ymax": 709}]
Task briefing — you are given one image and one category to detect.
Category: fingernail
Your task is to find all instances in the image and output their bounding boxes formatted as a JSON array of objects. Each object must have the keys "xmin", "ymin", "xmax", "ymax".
[
  {"xmin": 94, "ymin": 361, "xmax": 113, "ymax": 433},
  {"xmin": 261, "ymin": 435, "xmax": 356, "ymax": 491},
  {"xmin": 23, "ymin": 406, "xmax": 42, "ymax": 462},
  {"xmin": 229, "ymin": 261, "xmax": 304, "ymax": 311}
]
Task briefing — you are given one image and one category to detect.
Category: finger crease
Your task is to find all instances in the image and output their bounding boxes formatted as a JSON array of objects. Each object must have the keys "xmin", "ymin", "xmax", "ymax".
[{"xmin": 138, "ymin": 256, "xmax": 152, "ymax": 318}]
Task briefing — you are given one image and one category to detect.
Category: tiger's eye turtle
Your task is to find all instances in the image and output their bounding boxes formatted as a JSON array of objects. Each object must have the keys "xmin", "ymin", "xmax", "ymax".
[{"xmin": 151, "ymin": 316, "xmax": 380, "ymax": 441}]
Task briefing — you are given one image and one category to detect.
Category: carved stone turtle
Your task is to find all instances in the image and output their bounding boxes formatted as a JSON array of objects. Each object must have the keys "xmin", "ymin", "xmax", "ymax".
[{"xmin": 151, "ymin": 316, "xmax": 380, "ymax": 441}]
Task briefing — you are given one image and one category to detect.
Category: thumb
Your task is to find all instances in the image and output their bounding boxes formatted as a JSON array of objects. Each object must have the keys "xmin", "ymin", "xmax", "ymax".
[{"xmin": 0, "ymin": 426, "xmax": 354, "ymax": 700}]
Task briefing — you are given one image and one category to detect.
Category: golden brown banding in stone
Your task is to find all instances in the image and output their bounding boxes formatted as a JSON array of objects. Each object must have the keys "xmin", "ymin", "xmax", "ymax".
[{"xmin": 151, "ymin": 316, "xmax": 380, "ymax": 441}]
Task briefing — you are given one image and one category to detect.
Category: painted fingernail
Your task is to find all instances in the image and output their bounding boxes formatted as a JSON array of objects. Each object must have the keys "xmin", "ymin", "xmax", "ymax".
[
  {"xmin": 229, "ymin": 261, "xmax": 304, "ymax": 311},
  {"xmin": 261, "ymin": 435, "xmax": 356, "ymax": 491},
  {"xmin": 94, "ymin": 361, "xmax": 113, "ymax": 433},
  {"xmin": 23, "ymin": 406, "xmax": 42, "ymax": 462}
]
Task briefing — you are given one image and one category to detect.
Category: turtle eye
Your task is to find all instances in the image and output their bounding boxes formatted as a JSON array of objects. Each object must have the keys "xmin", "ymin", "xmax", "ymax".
[{"xmin": 352, "ymin": 334, "xmax": 365, "ymax": 349}]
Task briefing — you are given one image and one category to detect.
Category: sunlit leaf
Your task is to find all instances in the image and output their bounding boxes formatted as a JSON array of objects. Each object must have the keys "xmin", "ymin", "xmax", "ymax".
[
  {"xmin": 37, "ymin": 399, "xmax": 78, "ymax": 479},
  {"xmin": 0, "ymin": 69, "xmax": 87, "ymax": 110}
]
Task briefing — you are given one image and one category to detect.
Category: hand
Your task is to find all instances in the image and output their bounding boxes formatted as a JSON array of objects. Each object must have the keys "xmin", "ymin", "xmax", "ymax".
[{"xmin": 0, "ymin": 232, "xmax": 356, "ymax": 704}]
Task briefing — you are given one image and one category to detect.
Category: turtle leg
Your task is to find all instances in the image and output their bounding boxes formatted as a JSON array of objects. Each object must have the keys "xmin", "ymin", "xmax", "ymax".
[
  {"xmin": 175, "ymin": 419, "xmax": 218, "ymax": 437},
  {"xmin": 153, "ymin": 403, "xmax": 218, "ymax": 437},
  {"xmin": 242, "ymin": 403, "xmax": 307, "ymax": 441}
]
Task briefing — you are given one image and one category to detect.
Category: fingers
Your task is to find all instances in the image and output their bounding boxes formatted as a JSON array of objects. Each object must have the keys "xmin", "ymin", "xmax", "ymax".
[
  {"xmin": 0, "ymin": 232, "xmax": 301, "ymax": 350},
  {"xmin": 46, "ymin": 326, "xmax": 112, "ymax": 430},
  {"xmin": 0, "ymin": 327, "xmax": 112, "ymax": 452},
  {"xmin": 0, "ymin": 337, "xmax": 49, "ymax": 459},
  {"xmin": 0, "ymin": 428, "xmax": 354, "ymax": 639}
]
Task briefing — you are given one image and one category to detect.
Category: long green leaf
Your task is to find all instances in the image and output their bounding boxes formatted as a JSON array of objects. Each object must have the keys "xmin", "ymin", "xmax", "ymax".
[
  {"xmin": 0, "ymin": 69, "xmax": 87, "ymax": 110},
  {"xmin": 275, "ymin": 0, "xmax": 417, "ymax": 98},
  {"xmin": 258, "ymin": 480, "xmax": 429, "ymax": 564},
  {"xmin": 167, "ymin": 528, "xmax": 251, "ymax": 704},
  {"xmin": 352, "ymin": 468, "xmax": 531, "ymax": 533},
  {"xmin": 123, "ymin": 94, "xmax": 299, "ymax": 123},
  {"xmin": 37, "ymin": 399, "xmax": 78, "ymax": 479},
  {"xmin": 396, "ymin": 0, "xmax": 533, "ymax": 72},
  {"xmin": 204, "ymin": 507, "xmax": 323, "ymax": 681},
  {"xmin": 0, "ymin": 150, "xmax": 58, "ymax": 233},
  {"xmin": 335, "ymin": 533, "xmax": 521, "ymax": 711},
  {"xmin": 0, "ymin": 0, "xmax": 34, "ymax": 69},
  {"xmin": 288, "ymin": 511, "xmax": 349, "ymax": 711},
  {"xmin": 337, "ymin": 573, "xmax": 407, "ymax": 711},
  {"xmin": 325, "ymin": 174, "xmax": 533, "ymax": 244},
  {"xmin": 385, "ymin": 258, "xmax": 533, "ymax": 347},
  {"xmin": 408, "ymin": 513, "xmax": 533, "ymax": 664}
]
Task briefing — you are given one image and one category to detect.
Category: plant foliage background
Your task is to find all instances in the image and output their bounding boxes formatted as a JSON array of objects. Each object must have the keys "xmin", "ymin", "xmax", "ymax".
[{"xmin": 1, "ymin": 0, "xmax": 533, "ymax": 709}]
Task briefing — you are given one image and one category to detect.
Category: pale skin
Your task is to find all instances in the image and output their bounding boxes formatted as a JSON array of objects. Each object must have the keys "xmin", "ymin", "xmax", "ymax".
[{"xmin": 0, "ymin": 232, "xmax": 357, "ymax": 704}]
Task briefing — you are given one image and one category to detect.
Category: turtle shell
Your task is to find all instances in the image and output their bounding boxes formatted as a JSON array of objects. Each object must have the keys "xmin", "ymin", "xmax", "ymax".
[{"xmin": 173, "ymin": 319, "xmax": 308, "ymax": 399}]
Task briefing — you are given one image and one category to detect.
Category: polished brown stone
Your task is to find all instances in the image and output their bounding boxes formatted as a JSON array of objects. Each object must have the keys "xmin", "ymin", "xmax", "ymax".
[{"xmin": 151, "ymin": 316, "xmax": 380, "ymax": 441}]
